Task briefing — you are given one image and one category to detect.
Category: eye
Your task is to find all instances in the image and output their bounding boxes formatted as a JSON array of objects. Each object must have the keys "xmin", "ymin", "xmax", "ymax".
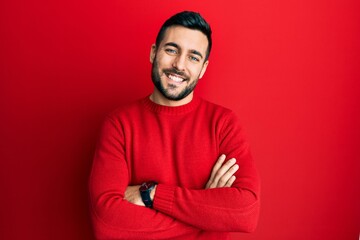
[
  {"xmin": 165, "ymin": 48, "xmax": 177, "ymax": 55},
  {"xmin": 189, "ymin": 55, "xmax": 200, "ymax": 62}
]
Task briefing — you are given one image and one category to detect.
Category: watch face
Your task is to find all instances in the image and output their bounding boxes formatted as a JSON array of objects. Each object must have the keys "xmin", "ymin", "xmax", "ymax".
[{"xmin": 140, "ymin": 181, "xmax": 156, "ymax": 191}]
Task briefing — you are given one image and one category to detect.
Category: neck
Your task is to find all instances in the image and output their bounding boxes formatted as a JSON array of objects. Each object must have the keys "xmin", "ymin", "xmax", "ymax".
[{"xmin": 150, "ymin": 89, "xmax": 194, "ymax": 107}]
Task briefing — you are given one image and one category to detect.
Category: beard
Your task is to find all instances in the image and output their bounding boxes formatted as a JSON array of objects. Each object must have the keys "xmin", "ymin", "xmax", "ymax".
[{"xmin": 151, "ymin": 57, "xmax": 200, "ymax": 101}]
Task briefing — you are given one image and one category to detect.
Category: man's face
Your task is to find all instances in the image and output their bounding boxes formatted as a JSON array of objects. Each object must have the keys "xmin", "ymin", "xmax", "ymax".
[{"xmin": 150, "ymin": 26, "xmax": 209, "ymax": 102}]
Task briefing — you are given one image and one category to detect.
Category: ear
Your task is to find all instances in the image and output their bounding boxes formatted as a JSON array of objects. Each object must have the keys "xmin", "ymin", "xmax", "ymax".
[
  {"xmin": 150, "ymin": 44, "xmax": 156, "ymax": 63},
  {"xmin": 199, "ymin": 60, "xmax": 209, "ymax": 79}
]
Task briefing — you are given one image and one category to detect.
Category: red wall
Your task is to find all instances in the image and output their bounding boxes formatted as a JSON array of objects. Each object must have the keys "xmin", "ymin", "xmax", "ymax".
[{"xmin": 1, "ymin": 1, "xmax": 359, "ymax": 239}]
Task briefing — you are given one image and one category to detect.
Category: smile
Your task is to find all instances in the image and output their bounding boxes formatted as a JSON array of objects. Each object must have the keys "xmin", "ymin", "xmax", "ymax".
[{"xmin": 165, "ymin": 73, "xmax": 186, "ymax": 83}]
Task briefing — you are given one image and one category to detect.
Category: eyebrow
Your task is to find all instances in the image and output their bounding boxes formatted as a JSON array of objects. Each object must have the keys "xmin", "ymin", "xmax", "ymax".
[{"xmin": 164, "ymin": 42, "xmax": 204, "ymax": 59}]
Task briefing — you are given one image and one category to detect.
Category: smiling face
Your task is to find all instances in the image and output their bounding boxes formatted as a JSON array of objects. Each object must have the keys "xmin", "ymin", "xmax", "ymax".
[{"xmin": 150, "ymin": 26, "xmax": 209, "ymax": 106}]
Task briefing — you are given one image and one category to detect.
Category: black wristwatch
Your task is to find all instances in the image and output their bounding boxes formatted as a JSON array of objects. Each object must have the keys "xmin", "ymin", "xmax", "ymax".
[{"xmin": 139, "ymin": 181, "xmax": 157, "ymax": 208}]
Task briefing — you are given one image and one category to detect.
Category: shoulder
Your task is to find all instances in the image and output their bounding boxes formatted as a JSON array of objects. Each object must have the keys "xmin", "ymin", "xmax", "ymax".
[
  {"xmin": 199, "ymin": 97, "xmax": 237, "ymax": 119},
  {"xmin": 198, "ymin": 98, "xmax": 245, "ymax": 133},
  {"xmin": 110, "ymin": 97, "xmax": 146, "ymax": 116},
  {"xmin": 106, "ymin": 97, "xmax": 147, "ymax": 123}
]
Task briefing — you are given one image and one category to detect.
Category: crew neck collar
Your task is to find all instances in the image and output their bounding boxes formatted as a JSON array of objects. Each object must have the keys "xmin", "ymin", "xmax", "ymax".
[{"xmin": 142, "ymin": 94, "xmax": 201, "ymax": 115}]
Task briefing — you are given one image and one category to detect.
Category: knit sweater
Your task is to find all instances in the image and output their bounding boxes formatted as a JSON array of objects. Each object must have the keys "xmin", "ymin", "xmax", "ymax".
[{"xmin": 89, "ymin": 95, "xmax": 260, "ymax": 240}]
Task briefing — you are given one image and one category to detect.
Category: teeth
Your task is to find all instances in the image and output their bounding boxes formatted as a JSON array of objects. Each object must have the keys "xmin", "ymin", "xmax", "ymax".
[{"xmin": 168, "ymin": 74, "xmax": 184, "ymax": 82}]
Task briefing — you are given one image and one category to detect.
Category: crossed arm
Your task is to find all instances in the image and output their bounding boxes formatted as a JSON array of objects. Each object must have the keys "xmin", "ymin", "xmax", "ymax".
[
  {"xmin": 89, "ymin": 113, "xmax": 260, "ymax": 239},
  {"xmin": 124, "ymin": 154, "xmax": 239, "ymax": 206}
]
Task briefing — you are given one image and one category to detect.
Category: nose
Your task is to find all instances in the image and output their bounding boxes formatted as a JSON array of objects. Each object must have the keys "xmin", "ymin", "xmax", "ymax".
[{"xmin": 172, "ymin": 54, "xmax": 186, "ymax": 71}]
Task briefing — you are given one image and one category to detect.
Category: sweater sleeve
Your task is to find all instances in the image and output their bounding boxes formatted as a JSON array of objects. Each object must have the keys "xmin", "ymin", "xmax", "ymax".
[
  {"xmin": 152, "ymin": 112, "xmax": 260, "ymax": 232},
  {"xmin": 89, "ymin": 116, "xmax": 200, "ymax": 239}
]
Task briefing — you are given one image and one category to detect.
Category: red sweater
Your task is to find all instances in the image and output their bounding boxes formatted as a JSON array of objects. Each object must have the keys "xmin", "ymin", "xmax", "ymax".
[{"xmin": 89, "ymin": 95, "xmax": 260, "ymax": 240}]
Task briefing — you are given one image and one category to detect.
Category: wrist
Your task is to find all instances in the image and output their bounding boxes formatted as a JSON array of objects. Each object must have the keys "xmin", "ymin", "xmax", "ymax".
[
  {"xmin": 139, "ymin": 181, "xmax": 157, "ymax": 208},
  {"xmin": 150, "ymin": 184, "xmax": 157, "ymax": 201}
]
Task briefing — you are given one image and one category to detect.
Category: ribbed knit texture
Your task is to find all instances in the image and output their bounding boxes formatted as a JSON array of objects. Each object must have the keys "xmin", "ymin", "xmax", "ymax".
[
  {"xmin": 89, "ymin": 95, "xmax": 260, "ymax": 240},
  {"xmin": 152, "ymin": 184, "xmax": 175, "ymax": 216}
]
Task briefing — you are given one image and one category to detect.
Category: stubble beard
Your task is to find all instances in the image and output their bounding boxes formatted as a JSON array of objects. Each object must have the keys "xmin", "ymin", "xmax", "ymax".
[{"xmin": 151, "ymin": 57, "xmax": 199, "ymax": 101}]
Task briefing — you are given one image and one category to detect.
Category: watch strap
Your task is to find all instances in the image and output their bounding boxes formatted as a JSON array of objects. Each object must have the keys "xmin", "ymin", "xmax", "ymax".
[{"xmin": 139, "ymin": 181, "xmax": 157, "ymax": 208}]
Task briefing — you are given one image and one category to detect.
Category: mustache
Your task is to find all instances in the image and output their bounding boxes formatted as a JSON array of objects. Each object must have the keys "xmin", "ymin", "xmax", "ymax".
[{"xmin": 163, "ymin": 68, "xmax": 189, "ymax": 79}]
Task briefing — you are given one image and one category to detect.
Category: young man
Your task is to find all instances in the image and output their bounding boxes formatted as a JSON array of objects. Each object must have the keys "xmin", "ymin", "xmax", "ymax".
[{"xmin": 89, "ymin": 11, "xmax": 260, "ymax": 240}]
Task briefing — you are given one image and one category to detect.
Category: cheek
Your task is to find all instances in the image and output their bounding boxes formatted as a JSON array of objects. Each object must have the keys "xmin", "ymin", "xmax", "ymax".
[
  {"xmin": 189, "ymin": 66, "xmax": 203, "ymax": 78},
  {"xmin": 156, "ymin": 54, "xmax": 173, "ymax": 67}
]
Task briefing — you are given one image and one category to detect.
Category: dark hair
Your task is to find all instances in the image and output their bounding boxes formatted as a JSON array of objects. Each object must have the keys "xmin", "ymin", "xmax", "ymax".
[{"xmin": 155, "ymin": 11, "xmax": 212, "ymax": 61}]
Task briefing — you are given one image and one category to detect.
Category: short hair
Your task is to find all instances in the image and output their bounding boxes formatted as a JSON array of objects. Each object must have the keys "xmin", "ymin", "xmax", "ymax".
[{"xmin": 155, "ymin": 11, "xmax": 212, "ymax": 61}]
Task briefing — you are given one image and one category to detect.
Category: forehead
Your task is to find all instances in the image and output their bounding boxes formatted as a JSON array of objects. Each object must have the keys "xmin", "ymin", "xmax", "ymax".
[{"xmin": 160, "ymin": 26, "xmax": 208, "ymax": 55}]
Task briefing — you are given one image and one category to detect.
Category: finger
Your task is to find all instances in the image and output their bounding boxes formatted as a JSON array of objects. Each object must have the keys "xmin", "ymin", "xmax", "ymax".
[
  {"xmin": 225, "ymin": 175, "xmax": 236, "ymax": 187},
  {"xmin": 206, "ymin": 154, "xmax": 226, "ymax": 188},
  {"xmin": 216, "ymin": 163, "xmax": 239, "ymax": 188},
  {"xmin": 210, "ymin": 158, "xmax": 236, "ymax": 188}
]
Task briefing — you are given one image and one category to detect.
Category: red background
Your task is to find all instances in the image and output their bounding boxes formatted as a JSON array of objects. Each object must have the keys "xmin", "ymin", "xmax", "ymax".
[{"xmin": 1, "ymin": 1, "xmax": 359, "ymax": 239}]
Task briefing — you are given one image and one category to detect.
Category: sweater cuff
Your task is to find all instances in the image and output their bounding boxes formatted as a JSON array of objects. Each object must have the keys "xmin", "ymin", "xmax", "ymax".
[{"xmin": 153, "ymin": 184, "xmax": 176, "ymax": 215}]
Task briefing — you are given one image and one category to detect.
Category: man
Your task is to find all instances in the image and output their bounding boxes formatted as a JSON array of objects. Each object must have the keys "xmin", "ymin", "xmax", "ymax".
[{"xmin": 89, "ymin": 11, "xmax": 260, "ymax": 240}]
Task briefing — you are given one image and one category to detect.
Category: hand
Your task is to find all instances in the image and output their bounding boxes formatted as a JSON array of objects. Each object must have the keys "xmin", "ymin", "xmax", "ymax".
[
  {"xmin": 205, "ymin": 154, "xmax": 239, "ymax": 189},
  {"xmin": 124, "ymin": 185, "xmax": 144, "ymax": 206}
]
